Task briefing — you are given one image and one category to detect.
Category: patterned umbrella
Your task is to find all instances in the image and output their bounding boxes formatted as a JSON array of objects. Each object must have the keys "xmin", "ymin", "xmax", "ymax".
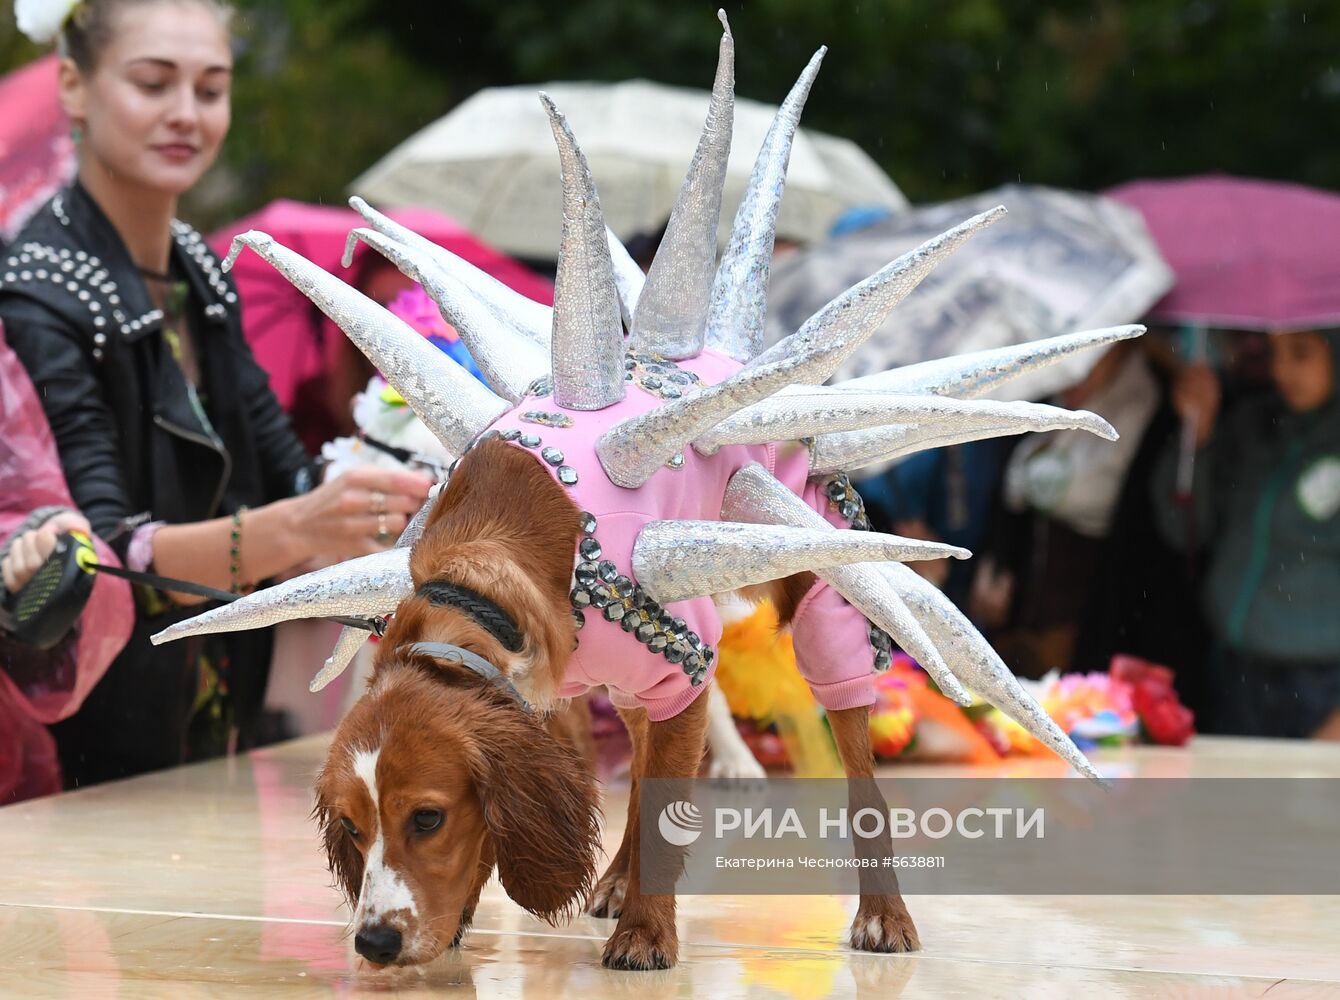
[
  {"xmin": 765, "ymin": 185, "xmax": 1174, "ymax": 400},
  {"xmin": 0, "ymin": 55, "xmax": 76, "ymax": 244}
]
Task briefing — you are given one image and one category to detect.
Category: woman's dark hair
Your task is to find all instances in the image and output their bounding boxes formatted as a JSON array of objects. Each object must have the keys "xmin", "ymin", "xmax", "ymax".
[{"xmin": 60, "ymin": 0, "xmax": 233, "ymax": 73}]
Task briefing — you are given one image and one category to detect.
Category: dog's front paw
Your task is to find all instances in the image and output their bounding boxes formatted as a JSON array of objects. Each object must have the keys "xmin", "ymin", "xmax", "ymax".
[
  {"xmin": 587, "ymin": 868, "xmax": 628, "ymax": 919},
  {"xmin": 708, "ymin": 747, "xmax": 767, "ymax": 781},
  {"xmin": 601, "ymin": 921, "xmax": 677, "ymax": 971},
  {"xmin": 849, "ymin": 897, "xmax": 920, "ymax": 954}
]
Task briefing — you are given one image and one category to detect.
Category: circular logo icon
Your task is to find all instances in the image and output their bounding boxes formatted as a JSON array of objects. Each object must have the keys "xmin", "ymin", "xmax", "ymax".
[{"xmin": 657, "ymin": 800, "xmax": 703, "ymax": 847}]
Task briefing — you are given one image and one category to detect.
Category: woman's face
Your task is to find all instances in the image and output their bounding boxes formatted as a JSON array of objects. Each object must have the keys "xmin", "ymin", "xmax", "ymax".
[
  {"xmin": 1270, "ymin": 330, "xmax": 1335, "ymax": 413},
  {"xmin": 61, "ymin": 1, "xmax": 232, "ymax": 197}
]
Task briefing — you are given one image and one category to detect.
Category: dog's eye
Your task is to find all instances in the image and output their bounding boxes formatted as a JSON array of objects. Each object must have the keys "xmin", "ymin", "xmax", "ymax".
[
  {"xmin": 340, "ymin": 817, "xmax": 359, "ymax": 838},
  {"xmin": 412, "ymin": 809, "xmax": 444, "ymax": 834}
]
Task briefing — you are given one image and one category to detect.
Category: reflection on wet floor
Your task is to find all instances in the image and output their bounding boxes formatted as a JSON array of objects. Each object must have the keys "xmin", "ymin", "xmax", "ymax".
[{"xmin": 1, "ymin": 735, "xmax": 1338, "ymax": 997}]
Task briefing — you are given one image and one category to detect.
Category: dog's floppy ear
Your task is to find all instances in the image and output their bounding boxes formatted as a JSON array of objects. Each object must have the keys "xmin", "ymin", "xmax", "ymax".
[
  {"xmin": 467, "ymin": 706, "xmax": 601, "ymax": 923},
  {"xmin": 313, "ymin": 781, "xmax": 365, "ymax": 906}
]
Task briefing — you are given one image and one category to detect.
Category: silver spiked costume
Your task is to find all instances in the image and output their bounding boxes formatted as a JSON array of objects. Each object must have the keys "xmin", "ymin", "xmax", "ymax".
[{"xmin": 153, "ymin": 12, "xmax": 1133, "ymax": 785}]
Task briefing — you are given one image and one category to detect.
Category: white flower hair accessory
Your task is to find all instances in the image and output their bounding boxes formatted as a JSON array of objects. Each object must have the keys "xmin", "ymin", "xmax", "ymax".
[{"xmin": 15, "ymin": 0, "xmax": 83, "ymax": 44}]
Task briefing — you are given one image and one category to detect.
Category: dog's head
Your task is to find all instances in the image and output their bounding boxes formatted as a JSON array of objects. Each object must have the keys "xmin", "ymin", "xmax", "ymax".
[{"xmin": 314, "ymin": 654, "xmax": 601, "ymax": 966}]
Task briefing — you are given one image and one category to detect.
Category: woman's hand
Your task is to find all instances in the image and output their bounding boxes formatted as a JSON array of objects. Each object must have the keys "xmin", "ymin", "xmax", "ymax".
[
  {"xmin": 2, "ymin": 511, "xmax": 92, "ymax": 594},
  {"xmin": 1172, "ymin": 364, "xmax": 1221, "ymax": 448},
  {"xmin": 286, "ymin": 465, "xmax": 433, "ymax": 560}
]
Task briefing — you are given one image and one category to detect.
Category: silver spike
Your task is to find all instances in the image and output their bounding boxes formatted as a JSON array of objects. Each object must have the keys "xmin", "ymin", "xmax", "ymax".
[
  {"xmin": 308, "ymin": 494, "xmax": 440, "ymax": 694},
  {"xmin": 694, "ymin": 385, "xmax": 1109, "ymax": 455},
  {"xmin": 150, "ymin": 548, "xmax": 413, "ymax": 645},
  {"xmin": 310, "ymin": 626, "xmax": 369, "ymax": 693},
  {"xmin": 597, "ymin": 211, "xmax": 1001, "ymax": 487},
  {"xmin": 745, "ymin": 207, "xmax": 1006, "ymax": 378},
  {"xmin": 347, "ymin": 196, "xmax": 552, "ymax": 347},
  {"xmin": 630, "ymin": 9, "xmax": 734, "ymax": 359},
  {"xmin": 540, "ymin": 93, "xmax": 626, "ymax": 410},
  {"xmin": 808, "ymin": 398, "xmax": 1117, "ymax": 475},
  {"xmin": 840, "ymin": 324, "xmax": 1146, "ymax": 399},
  {"xmin": 224, "ymin": 232, "xmax": 508, "ymax": 456},
  {"xmin": 719, "ymin": 463, "xmax": 970, "ymax": 705},
  {"xmin": 881, "ymin": 561, "xmax": 1107, "ymax": 786},
  {"xmin": 705, "ymin": 46, "xmax": 825, "ymax": 362},
  {"xmin": 347, "ymin": 227, "xmax": 549, "ymax": 402},
  {"xmin": 719, "ymin": 463, "xmax": 1105, "ymax": 784},
  {"xmin": 606, "ymin": 227, "xmax": 645, "ymax": 329},
  {"xmin": 401, "ymin": 496, "xmax": 435, "ymax": 548},
  {"xmin": 632, "ymin": 520, "xmax": 968, "ymax": 604}
]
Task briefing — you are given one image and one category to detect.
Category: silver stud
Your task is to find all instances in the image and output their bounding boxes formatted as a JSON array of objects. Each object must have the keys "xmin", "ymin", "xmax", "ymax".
[
  {"xmin": 558, "ymin": 466, "xmax": 579, "ymax": 486},
  {"xmin": 541, "ymin": 447, "xmax": 564, "ymax": 466},
  {"xmin": 519, "ymin": 433, "xmax": 542, "ymax": 448}
]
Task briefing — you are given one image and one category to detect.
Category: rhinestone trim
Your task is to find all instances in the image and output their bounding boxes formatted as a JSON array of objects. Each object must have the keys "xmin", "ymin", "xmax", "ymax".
[
  {"xmin": 501, "ymin": 425, "xmax": 715, "ymax": 684},
  {"xmin": 825, "ymin": 474, "xmax": 893, "ymax": 669}
]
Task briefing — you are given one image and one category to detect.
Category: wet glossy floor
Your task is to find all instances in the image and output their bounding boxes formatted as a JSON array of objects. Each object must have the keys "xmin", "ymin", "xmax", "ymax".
[{"xmin": 2, "ymin": 736, "xmax": 1338, "ymax": 998}]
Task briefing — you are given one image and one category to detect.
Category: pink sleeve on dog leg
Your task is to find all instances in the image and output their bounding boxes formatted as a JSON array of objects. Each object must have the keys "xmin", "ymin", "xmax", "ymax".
[{"xmin": 790, "ymin": 580, "xmax": 878, "ymax": 712}]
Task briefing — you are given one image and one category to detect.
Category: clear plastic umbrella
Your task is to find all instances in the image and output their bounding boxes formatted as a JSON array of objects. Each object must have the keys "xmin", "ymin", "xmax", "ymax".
[{"xmin": 351, "ymin": 79, "xmax": 907, "ymax": 259}]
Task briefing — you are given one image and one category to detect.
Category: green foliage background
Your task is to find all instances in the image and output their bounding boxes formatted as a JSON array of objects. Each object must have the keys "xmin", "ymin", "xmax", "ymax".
[{"xmin": 3, "ymin": 0, "xmax": 1338, "ymax": 231}]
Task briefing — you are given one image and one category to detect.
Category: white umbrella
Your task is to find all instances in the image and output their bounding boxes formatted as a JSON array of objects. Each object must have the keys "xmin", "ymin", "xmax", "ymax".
[
  {"xmin": 765, "ymin": 185, "xmax": 1175, "ymax": 401},
  {"xmin": 351, "ymin": 78, "xmax": 907, "ymax": 259}
]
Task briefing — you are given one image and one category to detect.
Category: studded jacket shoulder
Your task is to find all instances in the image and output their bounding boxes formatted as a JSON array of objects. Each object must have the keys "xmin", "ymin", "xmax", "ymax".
[{"xmin": 0, "ymin": 184, "xmax": 315, "ymax": 553}]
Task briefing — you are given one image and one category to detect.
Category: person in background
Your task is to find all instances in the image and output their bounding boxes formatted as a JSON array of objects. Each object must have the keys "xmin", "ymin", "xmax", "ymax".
[
  {"xmin": 1, "ymin": 320, "xmax": 132, "ymax": 804},
  {"xmin": 1153, "ymin": 330, "xmax": 1340, "ymax": 739},
  {"xmin": 971, "ymin": 339, "xmax": 1166, "ymax": 677},
  {"xmin": 0, "ymin": 0, "xmax": 430, "ymax": 787}
]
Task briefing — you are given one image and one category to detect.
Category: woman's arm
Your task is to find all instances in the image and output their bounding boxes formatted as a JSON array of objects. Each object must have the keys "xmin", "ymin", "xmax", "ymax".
[
  {"xmin": 4, "ymin": 314, "xmax": 136, "ymax": 547},
  {"xmin": 150, "ymin": 464, "xmax": 431, "ymax": 604}
]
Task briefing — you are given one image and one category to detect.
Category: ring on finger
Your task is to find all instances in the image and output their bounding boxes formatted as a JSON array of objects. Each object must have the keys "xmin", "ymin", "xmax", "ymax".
[
  {"xmin": 376, "ymin": 513, "xmax": 392, "ymax": 543},
  {"xmin": 370, "ymin": 490, "xmax": 389, "ymax": 515}
]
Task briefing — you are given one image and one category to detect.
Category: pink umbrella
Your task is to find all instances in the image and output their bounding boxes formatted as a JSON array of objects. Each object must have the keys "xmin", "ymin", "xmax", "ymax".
[
  {"xmin": 1107, "ymin": 175, "xmax": 1340, "ymax": 333},
  {"xmin": 209, "ymin": 201, "xmax": 552, "ymax": 437},
  {"xmin": 0, "ymin": 55, "xmax": 77, "ymax": 243}
]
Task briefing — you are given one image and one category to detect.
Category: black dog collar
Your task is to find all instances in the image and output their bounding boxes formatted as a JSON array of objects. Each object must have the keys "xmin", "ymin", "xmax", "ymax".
[
  {"xmin": 407, "ymin": 641, "xmax": 531, "ymax": 713},
  {"xmin": 416, "ymin": 579, "xmax": 524, "ymax": 653}
]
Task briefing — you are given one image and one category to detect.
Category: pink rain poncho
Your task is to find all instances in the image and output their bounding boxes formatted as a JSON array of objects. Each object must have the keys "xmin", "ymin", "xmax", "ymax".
[{"xmin": 0, "ymin": 321, "xmax": 132, "ymax": 803}]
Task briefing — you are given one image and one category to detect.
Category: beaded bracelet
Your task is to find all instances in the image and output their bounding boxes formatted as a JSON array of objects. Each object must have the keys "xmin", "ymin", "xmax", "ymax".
[{"xmin": 229, "ymin": 506, "xmax": 249, "ymax": 595}]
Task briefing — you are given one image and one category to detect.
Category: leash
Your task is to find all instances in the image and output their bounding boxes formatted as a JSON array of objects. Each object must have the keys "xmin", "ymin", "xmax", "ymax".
[{"xmin": 87, "ymin": 560, "xmax": 389, "ymax": 636}]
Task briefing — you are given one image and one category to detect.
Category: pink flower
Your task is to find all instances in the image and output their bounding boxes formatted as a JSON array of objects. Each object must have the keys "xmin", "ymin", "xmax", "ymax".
[{"xmin": 386, "ymin": 287, "xmax": 458, "ymax": 342}]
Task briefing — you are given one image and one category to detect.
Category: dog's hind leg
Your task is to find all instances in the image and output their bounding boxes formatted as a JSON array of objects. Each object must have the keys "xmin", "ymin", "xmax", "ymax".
[
  {"xmin": 828, "ymin": 706, "xmax": 921, "ymax": 953},
  {"xmin": 600, "ymin": 695, "xmax": 709, "ymax": 971}
]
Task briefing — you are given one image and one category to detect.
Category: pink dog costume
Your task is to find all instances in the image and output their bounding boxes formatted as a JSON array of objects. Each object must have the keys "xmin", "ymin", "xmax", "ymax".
[
  {"xmin": 483, "ymin": 346, "xmax": 890, "ymax": 722},
  {"xmin": 156, "ymin": 15, "xmax": 1131, "ymax": 783}
]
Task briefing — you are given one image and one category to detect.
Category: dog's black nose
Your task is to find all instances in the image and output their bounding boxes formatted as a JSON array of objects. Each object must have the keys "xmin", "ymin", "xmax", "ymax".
[{"xmin": 354, "ymin": 924, "xmax": 403, "ymax": 964}]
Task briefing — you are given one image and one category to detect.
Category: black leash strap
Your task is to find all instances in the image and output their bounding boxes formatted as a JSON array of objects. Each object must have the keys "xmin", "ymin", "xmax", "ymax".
[{"xmin": 89, "ymin": 562, "xmax": 387, "ymax": 635}]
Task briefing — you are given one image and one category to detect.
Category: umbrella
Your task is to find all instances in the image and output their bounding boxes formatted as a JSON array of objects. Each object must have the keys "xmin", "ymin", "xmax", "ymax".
[
  {"xmin": 0, "ymin": 55, "xmax": 76, "ymax": 244},
  {"xmin": 351, "ymin": 79, "xmax": 907, "ymax": 259},
  {"xmin": 208, "ymin": 200, "xmax": 552, "ymax": 411},
  {"xmin": 765, "ymin": 185, "xmax": 1174, "ymax": 400},
  {"xmin": 1107, "ymin": 175, "xmax": 1340, "ymax": 333}
]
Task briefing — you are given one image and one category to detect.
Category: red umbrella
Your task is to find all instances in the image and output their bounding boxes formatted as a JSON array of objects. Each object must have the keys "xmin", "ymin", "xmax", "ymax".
[
  {"xmin": 209, "ymin": 200, "xmax": 552, "ymax": 418},
  {"xmin": 1107, "ymin": 175, "xmax": 1340, "ymax": 333},
  {"xmin": 0, "ymin": 55, "xmax": 77, "ymax": 243}
]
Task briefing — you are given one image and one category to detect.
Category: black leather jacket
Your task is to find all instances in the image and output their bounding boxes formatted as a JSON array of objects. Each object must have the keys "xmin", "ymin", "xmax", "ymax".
[
  {"xmin": 0, "ymin": 183, "xmax": 315, "ymax": 548},
  {"xmin": 0, "ymin": 184, "xmax": 316, "ymax": 785}
]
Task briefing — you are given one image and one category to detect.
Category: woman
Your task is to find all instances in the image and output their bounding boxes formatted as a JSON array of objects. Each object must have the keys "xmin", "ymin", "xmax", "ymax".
[
  {"xmin": 1154, "ymin": 331, "xmax": 1340, "ymax": 738},
  {"xmin": 1, "ymin": 0, "xmax": 431, "ymax": 786}
]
